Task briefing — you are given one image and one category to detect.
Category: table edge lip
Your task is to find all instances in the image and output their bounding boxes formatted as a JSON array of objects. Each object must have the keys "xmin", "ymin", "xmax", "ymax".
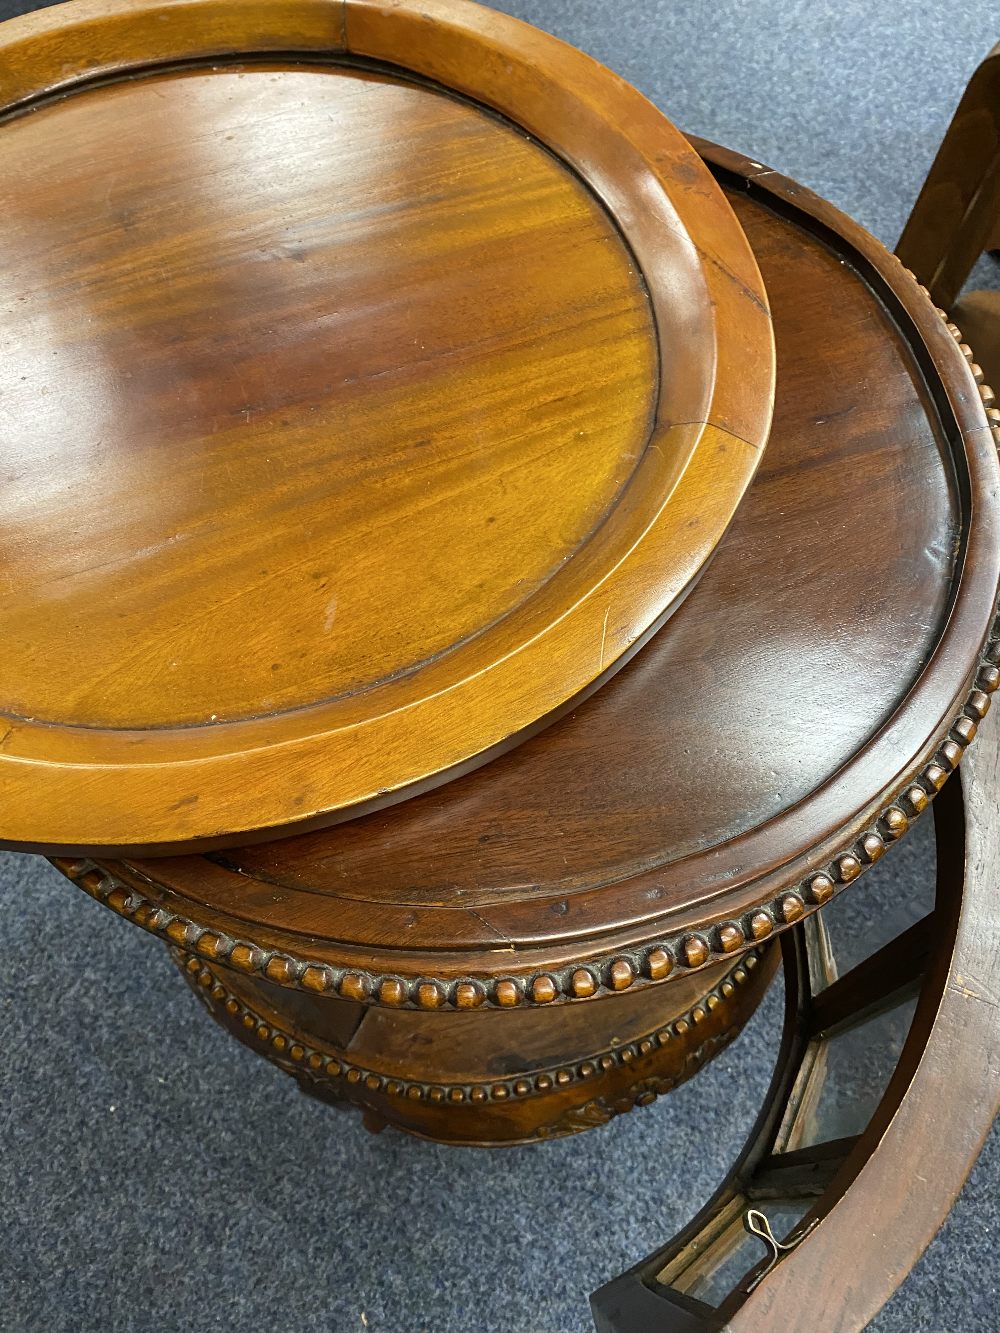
[{"xmin": 0, "ymin": 0, "xmax": 776, "ymax": 850}]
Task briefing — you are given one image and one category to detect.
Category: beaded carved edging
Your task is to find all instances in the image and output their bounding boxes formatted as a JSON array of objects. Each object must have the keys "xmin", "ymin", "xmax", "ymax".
[
  {"xmin": 178, "ymin": 946, "xmax": 767, "ymax": 1109},
  {"xmin": 49, "ymin": 655, "xmax": 988, "ymax": 1015},
  {"xmin": 533, "ymin": 1029, "xmax": 739, "ymax": 1140},
  {"xmin": 915, "ymin": 278, "xmax": 1000, "ymax": 449},
  {"xmin": 48, "ymin": 294, "xmax": 1000, "ymax": 1012}
]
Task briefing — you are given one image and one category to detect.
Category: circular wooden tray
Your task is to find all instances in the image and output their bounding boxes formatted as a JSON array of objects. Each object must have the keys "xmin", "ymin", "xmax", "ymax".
[
  {"xmin": 0, "ymin": 0, "xmax": 773, "ymax": 853},
  {"xmin": 59, "ymin": 142, "xmax": 1000, "ymax": 1014}
]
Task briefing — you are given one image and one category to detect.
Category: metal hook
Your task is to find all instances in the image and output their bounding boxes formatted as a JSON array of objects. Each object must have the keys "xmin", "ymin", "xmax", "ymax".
[{"xmin": 742, "ymin": 1207, "xmax": 817, "ymax": 1293}]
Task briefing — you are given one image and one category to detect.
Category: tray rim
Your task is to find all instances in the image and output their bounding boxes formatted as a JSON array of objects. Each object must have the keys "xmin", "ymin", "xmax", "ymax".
[{"xmin": 0, "ymin": 0, "xmax": 775, "ymax": 852}]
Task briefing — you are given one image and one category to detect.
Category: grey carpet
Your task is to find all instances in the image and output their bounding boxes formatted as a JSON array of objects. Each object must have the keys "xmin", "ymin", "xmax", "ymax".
[{"xmin": 1, "ymin": 1, "xmax": 998, "ymax": 1329}]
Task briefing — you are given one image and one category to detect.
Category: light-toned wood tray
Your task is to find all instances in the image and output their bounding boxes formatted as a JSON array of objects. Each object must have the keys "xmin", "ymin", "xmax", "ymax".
[{"xmin": 0, "ymin": 0, "xmax": 774, "ymax": 852}]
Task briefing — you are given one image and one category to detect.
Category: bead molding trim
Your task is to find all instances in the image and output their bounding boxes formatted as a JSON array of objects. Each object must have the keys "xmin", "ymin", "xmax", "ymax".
[
  {"xmin": 49, "ymin": 292, "xmax": 1000, "ymax": 1012},
  {"xmin": 533, "ymin": 1029, "xmax": 739, "ymax": 1140},
  {"xmin": 177, "ymin": 947, "xmax": 767, "ymax": 1109}
]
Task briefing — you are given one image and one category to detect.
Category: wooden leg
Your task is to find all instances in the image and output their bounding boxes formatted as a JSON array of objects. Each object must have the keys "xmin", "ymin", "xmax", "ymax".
[{"xmin": 896, "ymin": 41, "xmax": 1000, "ymax": 306}]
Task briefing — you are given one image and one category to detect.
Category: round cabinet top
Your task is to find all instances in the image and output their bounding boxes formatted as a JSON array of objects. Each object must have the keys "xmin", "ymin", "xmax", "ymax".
[
  {"xmin": 64, "ymin": 144, "xmax": 1000, "ymax": 1010},
  {"xmin": 0, "ymin": 0, "xmax": 774, "ymax": 853}
]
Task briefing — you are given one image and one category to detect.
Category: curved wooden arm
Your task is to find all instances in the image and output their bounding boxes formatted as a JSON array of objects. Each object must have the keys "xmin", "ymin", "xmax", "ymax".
[
  {"xmin": 897, "ymin": 42, "xmax": 1000, "ymax": 306},
  {"xmin": 592, "ymin": 708, "xmax": 1000, "ymax": 1331},
  {"xmin": 726, "ymin": 708, "xmax": 1000, "ymax": 1329}
]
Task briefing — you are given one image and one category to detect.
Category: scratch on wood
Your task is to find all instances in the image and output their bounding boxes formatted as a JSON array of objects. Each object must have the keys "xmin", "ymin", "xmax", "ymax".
[
  {"xmin": 950, "ymin": 973, "xmax": 1000, "ymax": 1008},
  {"xmin": 467, "ymin": 906, "xmax": 517, "ymax": 952},
  {"xmin": 599, "ymin": 607, "xmax": 610, "ymax": 672}
]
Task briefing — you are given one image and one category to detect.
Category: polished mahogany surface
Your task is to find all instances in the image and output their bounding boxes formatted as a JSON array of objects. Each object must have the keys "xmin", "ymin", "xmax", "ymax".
[
  {"xmin": 81, "ymin": 148, "xmax": 999, "ymax": 1008},
  {"xmin": 2, "ymin": 65, "xmax": 656, "ymax": 729},
  {"xmin": 0, "ymin": 0, "xmax": 774, "ymax": 853}
]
